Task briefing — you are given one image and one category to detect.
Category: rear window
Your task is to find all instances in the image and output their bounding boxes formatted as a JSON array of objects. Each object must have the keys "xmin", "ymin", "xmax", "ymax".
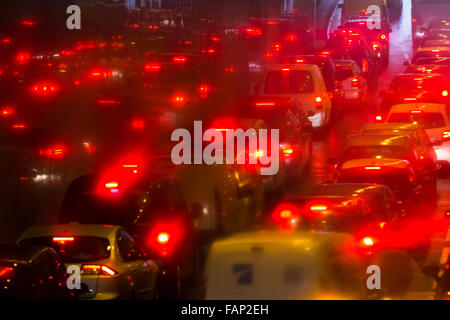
[
  {"xmin": 389, "ymin": 76, "xmax": 445, "ymax": 93},
  {"xmin": 335, "ymin": 66, "xmax": 355, "ymax": 80},
  {"xmin": 343, "ymin": 145, "xmax": 411, "ymax": 161},
  {"xmin": 387, "ymin": 112, "xmax": 446, "ymax": 129},
  {"xmin": 20, "ymin": 237, "xmax": 111, "ymax": 263},
  {"xmin": 264, "ymin": 70, "xmax": 314, "ymax": 94}
]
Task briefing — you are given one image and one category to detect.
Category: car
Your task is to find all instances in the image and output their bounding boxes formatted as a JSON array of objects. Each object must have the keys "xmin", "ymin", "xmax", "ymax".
[
  {"xmin": 0, "ymin": 244, "xmax": 73, "ymax": 299},
  {"xmin": 335, "ymin": 158, "xmax": 424, "ymax": 216},
  {"xmin": 405, "ymin": 64, "xmax": 450, "ymax": 82},
  {"xmin": 326, "ymin": 30, "xmax": 381, "ymax": 81},
  {"xmin": 204, "ymin": 230, "xmax": 366, "ymax": 300},
  {"xmin": 18, "ymin": 224, "xmax": 159, "ymax": 300},
  {"xmin": 360, "ymin": 122, "xmax": 438, "ymax": 194},
  {"xmin": 379, "ymin": 74, "xmax": 450, "ymax": 115},
  {"xmin": 386, "ymin": 103, "xmax": 450, "ymax": 168},
  {"xmin": 335, "ymin": 60, "xmax": 369, "ymax": 107},
  {"xmin": 278, "ymin": 54, "xmax": 345, "ymax": 115},
  {"xmin": 232, "ymin": 96, "xmax": 313, "ymax": 183},
  {"xmin": 256, "ymin": 64, "xmax": 333, "ymax": 128},
  {"xmin": 408, "ymin": 47, "xmax": 450, "ymax": 65},
  {"xmin": 307, "ymin": 183, "xmax": 405, "ymax": 220}
]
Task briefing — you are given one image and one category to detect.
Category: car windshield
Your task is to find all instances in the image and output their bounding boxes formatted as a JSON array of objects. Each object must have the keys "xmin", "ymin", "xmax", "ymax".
[
  {"xmin": 388, "ymin": 112, "xmax": 446, "ymax": 129},
  {"xmin": 264, "ymin": 70, "xmax": 314, "ymax": 94},
  {"xmin": 343, "ymin": 145, "xmax": 411, "ymax": 161},
  {"xmin": 20, "ymin": 236, "xmax": 111, "ymax": 263}
]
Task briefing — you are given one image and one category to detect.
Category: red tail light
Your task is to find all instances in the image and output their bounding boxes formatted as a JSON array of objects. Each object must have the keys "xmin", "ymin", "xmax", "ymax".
[
  {"xmin": 0, "ymin": 267, "xmax": 13, "ymax": 278},
  {"xmin": 172, "ymin": 94, "xmax": 186, "ymax": 106},
  {"xmin": 52, "ymin": 237, "xmax": 74, "ymax": 244},
  {"xmin": 280, "ymin": 144, "xmax": 294, "ymax": 157},
  {"xmin": 16, "ymin": 51, "xmax": 31, "ymax": 64},
  {"xmin": 149, "ymin": 221, "xmax": 183, "ymax": 257},
  {"xmin": 21, "ymin": 20, "xmax": 36, "ymax": 27},
  {"xmin": 131, "ymin": 118, "xmax": 146, "ymax": 130},
  {"xmin": 351, "ymin": 78, "xmax": 360, "ymax": 88},
  {"xmin": 315, "ymin": 96, "xmax": 323, "ymax": 109},
  {"xmin": 442, "ymin": 131, "xmax": 450, "ymax": 142},
  {"xmin": 243, "ymin": 27, "xmax": 262, "ymax": 36},
  {"xmin": 320, "ymin": 50, "xmax": 331, "ymax": 56},
  {"xmin": 12, "ymin": 123, "xmax": 28, "ymax": 130},
  {"xmin": 285, "ymin": 34, "xmax": 298, "ymax": 41},
  {"xmin": 375, "ymin": 115, "xmax": 383, "ymax": 122},
  {"xmin": 31, "ymin": 81, "xmax": 59, "ymax": 95},
  {"xmin": 97, "ymin": 99, "xmax": 121, "ymax": 105},
  {"xmin": 0, "ymin": 107, "xmax": 14, "ymax": 117},
  {"xmin": 442, "ymin": 90, "xmax": 449, "ymax": 97},
  {"xmin": 365, "ymin": 166, "xmax": 381, "ymax": 170},
  {"xmin": 82, "ymin": 265, "xmax": 117, "ymax": 276},
  {"xmin": 39, "ymin": 145, "xmax": 66, "ymax": 159},
  {"xmin": 144, "ymin": 62, "xmax": 161, "ymax": 72},
  {"xmin": 272, "ymin": 203, "xmax": 301, "ymax": 230},
  {"xmin": 255, "ymin": 101, "xmax": 275, "ymax": 107},
  {"xmin": 198, "ymin": 84, "xmax": 211, "ymax": 98},
  {"xmin": 361, "ymin": 237, "xmax": 375, "ymax": 246},
  {"xmin": 172, "ymin": 56, "xmax": 187, "ymax": 64},
  {"xmin": 410, "ymin": 110, "xmax": 423, "ymax": 114}
]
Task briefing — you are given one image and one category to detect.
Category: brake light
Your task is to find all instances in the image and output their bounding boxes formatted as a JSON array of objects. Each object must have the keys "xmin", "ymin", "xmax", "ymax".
[
  {"xmin": 52, "ymin": 237, "xmax": 74, "ymax": 244},
  {"xmin": 351, "ymin": 78, "xmax": 360, "ymax": 87},
  {"xmin": 12, "ymin": 123, "xmax": 28, "ymax": 130},
  {"xmin": 410, "ymin": 110, "xmax": 423, "ymax": 114},
  {"xmin": 295, "ymin": 58, "xmax": 305, "ymax": 63},
  {"xmin": 82, "ymin": 265, "xmax": 117, "ymax": 276},
  {"xmin": 375, "ymin": 115, "xmax": 383, "ymax": 122},
  {"xmin": 0, "ymin": 267, "xmax": 13, "ymax": 278},
  {"xmin": 198, "ymin": 84, "xmax": 211, "ymax": 98},
  {"xmin": 365, "ymin": 166, "xmax": 381, "ymax": 170},
  {"xmin": 172, "ymin": 94, "xmax": 186, "ymax": 106},
  {"xmin": 243, "ymin": 27, "xmax": 262, "ymax": 36},
  {"xmin": 255, "ymin": 102, "xmax": 275, "ymax": 107},
  {"xmin": 97, "ymin": 99, "xmax": 121, "ymax": 105},
  {"xmin": 443, "ymin": 131, "xmax": 450, "ymax": 142},
  {"xmin": 21, "ymin": 20, "xmax": 36, "ymax": 27},
  {"xmin": 157, "ymin": 232, "xmax": 169, "ymax": 244},
  {"xmin": 378, "ymin": 33, "xmax": 387, "ymax": 40},
  {"xmin": 362, "ymin": 237, "xmax": 374, "ymax": 246},
  {"xmin": 280, "ymin": 144, "xmax": 294, "ymax": 157},
  {"xmin": 172, "ymin": 56, "xmax": 187, "ymax": 64},
  {"xmin": 272, "ymin": 203, "xmax": 300, "ymax": 230},
  {"xmin": 144, "ymin": 62, "xmax": 161, "ymax": 72},
  {"xmin": 224, "ymin": 67, "xmax": 235, "ymax": 72},
  {"xmin": 39, "ymin": 145, "xmax": 66, "ymax": 159},
  {"xmin": 404, "ymin": 98, "xmax": 417, "ymax": 101},
  {"xmin": 31, "ymin": 82, "xmax": 59, "ymax": 95},
  {"xmin": 315, "ymin": 96, "xmax": 323, "ymax": 109},
  {"xmin": 105, "ymin": 182, "xmax": 118, "ymax": 188},
  {"xmin": 0, "ymin": 107, "xmax": 14, "ymax": 117},
  {"xmin": 310, "ymin": 205, "xmax": 328, "ymax": 211},
  {"xmin": 320, "ymin": 50, "xmax": 331, "ymax": 56},
  {"xmin": 131, "ymin": 118, "xmax": 146, "ymax": 130},
  {"xmin": 443, "ymin": 90, "xmax": 449, "ymax": 97},
  {"xmin": 16, "ymin": 51, "xmax": 31, "ymax": 64},
  {"xmin": 281, "ymin": 67, "xmax": 290, "ymax": 71},
  {"xmin": 285, "ymin": 34, "xmax": 298, "ymax": 41},
  {"xmin": 149, "ymin": 221, "xmax": 183, "ymax": 257}
]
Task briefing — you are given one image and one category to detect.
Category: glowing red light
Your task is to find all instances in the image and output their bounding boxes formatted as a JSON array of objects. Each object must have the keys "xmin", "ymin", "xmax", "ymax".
[
  {"xmin": 1, "ymin": 107, "xmax": 14, "ymax": 117},
  {"xmin": 172, "ymin": 94, "xmax": 186, "ymax": 105},
  {"xmin": 39, "ymin": 145, "xmax": 66, "ymax": 159},
  {"xmin": 198, "ymin": 84, "xmax": 211, "ymax": 98},
  {"xmin": 131, "ymin": 118, "xmax": 146, "ymax": 130},
  {"xmin": 31, "ymin": 82, "xmax": 59, "ymax": 95},
  {"xmin": 16, "ymin": 51, "xmax": 31, "ymax": 64},
  {"xmin": 144, "ymin": 62, "xmax": 162, "ymax": 72}
]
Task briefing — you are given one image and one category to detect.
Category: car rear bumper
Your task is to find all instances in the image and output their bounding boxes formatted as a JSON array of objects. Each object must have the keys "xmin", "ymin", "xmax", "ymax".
[{"xmin": 433, "ymin": 143, "xmax": 450, "ymax": 165}]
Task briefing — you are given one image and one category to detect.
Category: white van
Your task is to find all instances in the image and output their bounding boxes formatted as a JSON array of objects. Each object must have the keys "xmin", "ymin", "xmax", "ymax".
[
  {"xmin": 204, "ymin": 231, "xmax": 366, "ymax": 300},
  {"xmin": 257, "ymin": 64, "xmax": 332, "ymax": 128}
]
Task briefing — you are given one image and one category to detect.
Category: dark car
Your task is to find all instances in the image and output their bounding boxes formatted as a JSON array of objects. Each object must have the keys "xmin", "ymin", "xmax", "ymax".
[
  {"xmin": 0, "ymin": 244, "xmax": 73, "ymax": 299},
  {"xmin": 379, "ymin": 73, "xmax": 450, "ymax": 115},
  {"xmin": 59, "ymin": 173, "xmax": 198, "ymax": 299},
  {"xmin": 423, "ymin": 254, "xmax": 450, "ymax": 299}
]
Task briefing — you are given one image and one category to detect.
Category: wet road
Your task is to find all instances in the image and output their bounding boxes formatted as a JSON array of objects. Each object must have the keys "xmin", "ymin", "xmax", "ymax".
[{"xmin": 304, "ymin": 0, "xmax": 448, "ymax": 299}]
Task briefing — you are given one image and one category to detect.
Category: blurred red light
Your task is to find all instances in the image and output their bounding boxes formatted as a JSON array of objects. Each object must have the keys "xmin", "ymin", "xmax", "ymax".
[
  {"xmin": 16, "ymin": 51, "xmax": 31, "ymax": 64},
  {"xmin": 39, "ymin": 145, "xmax": 66, "ymax": 159},
  {"xmin": 12, "ymin": 123, "xmax": 28, "ymax": 130},
  {"xmin": 198, "ymin": 84, "xmax": 211, "ymax": 98},
  {"xmin": 172, "ymin": 94, "xmax": 186, "ymax": 105},
  {"xmin": 0, "ymin": 107, "xmax": 14, "ymax": 117},
  {"xmin": 131, "ymin": 118, "xmax": 146, "ymax": 130},
  {"xmin": 144, "ymin": 62, "xmax": 162, "ymax": 72},
  {"xmin": 172, "ymin": 56, "xmax": 187, "ymax": 64}
]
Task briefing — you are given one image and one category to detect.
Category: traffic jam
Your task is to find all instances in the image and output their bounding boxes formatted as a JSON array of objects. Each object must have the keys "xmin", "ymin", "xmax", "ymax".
[{"xmin": 1, "ymin": 0, "xmax": 450, "ymax": 301}]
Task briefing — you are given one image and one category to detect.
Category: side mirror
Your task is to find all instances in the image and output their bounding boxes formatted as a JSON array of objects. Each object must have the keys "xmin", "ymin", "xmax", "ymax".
[
  {"xmin": 445, "ymin": 210, "xmax": 450, "ymax": 218},
  {"xmin": 422, "ymin": 265, "xmax": 440, "ymax": 280},
  {"xmin": 403, "ymin": 60, "xmax": 410, "ymax": 67},
  {"xmin": 191, "ymin": 203, "xmax": 203, "ymax": 219}
]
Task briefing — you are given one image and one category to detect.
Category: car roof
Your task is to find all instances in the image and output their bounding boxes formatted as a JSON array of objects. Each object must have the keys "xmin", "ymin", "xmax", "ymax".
[
  {"xmin": 210, "ymin": 230, "xmax": 353, "ymax": 252},
  {"xmin": 0, "ymin": 244, "xmax": 53, "ymax": 263},
  {"xmin": 266, "ymin": 64, "xmax": 320, "ymax": 72},
  {"xmin": 341, "ymin": 158, "xmax": 411, "ymax": 170},
  {"xmin": 308, "ymin": 183, "xmax": 387, "ymax": 196},
  {"xmin": 346, "ymin": 134, "xmax": 411, "ymax": 147},
  {"xmin": 362, "ymin": 122, "xmax": 419, "ymax": 132},
  {"xmin": 390, "ymin": 103, "xmax": 447, "ymax": 113},
  {"xmin": 18, "ymin": 224, "xmax": 122, "ymax": 243}
]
